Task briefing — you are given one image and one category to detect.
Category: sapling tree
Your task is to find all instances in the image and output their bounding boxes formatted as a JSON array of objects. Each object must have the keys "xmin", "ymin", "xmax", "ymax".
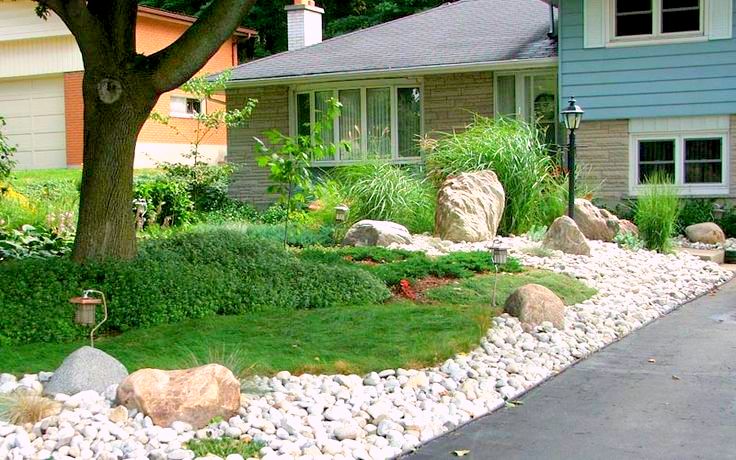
[{"xmin": 256, "ymin": 98, "xmax": 345, "ymax": 247}]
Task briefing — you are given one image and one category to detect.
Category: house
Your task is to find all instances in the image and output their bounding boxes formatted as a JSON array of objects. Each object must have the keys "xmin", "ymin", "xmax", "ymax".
[
  {"xmin": 0, "ymin": 1, "xmax": 256, "ymax": 169},
  {"xmin": 222, "ymin": 0, "xmax": 735, "ymax": 208}
]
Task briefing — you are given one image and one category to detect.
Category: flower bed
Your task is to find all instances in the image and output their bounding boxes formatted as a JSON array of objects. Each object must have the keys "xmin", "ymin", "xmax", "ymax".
[{"xmin": 0, "ymin": 236, "xmax": 731, "ymax": 460}]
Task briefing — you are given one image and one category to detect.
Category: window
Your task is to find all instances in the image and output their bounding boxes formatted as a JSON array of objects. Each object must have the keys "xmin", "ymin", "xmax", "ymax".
[
  {"xmin": 171, "ymin": 96, "xmax": 203, "ymax": 118},
  {"xmin": 294, "ymin": 83, "xmax": 422, "ymax": 163},
  {"xmin": 632, "ymin": 132, "xmax": 728, "ymax": 195},
  {"xmin": 494, "ymin": 72, "xmax": 558, "ymax": 145},
  {"xmin": 612, "ymin": 0, "xmax": 702, "ymax": 42}
]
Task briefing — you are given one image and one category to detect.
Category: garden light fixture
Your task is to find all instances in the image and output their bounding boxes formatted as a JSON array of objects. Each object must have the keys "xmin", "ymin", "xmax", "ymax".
[
  {"xmin": 561, "ymin": 96, "xmax": 584, "ymax": 219},
  {"xmin": 490, "ymin": 245, "xmax": 508, "ymax": 308},
  {"xmin": 334, "ymin": 204, "xmax": 350, "ymax": 223},
  {"xmin": 69, "ymin": 290, "xmax": 108, "ymax": 348}
]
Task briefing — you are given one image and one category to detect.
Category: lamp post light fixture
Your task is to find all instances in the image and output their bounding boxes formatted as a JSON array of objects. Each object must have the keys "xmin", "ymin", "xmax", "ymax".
[
  {"xmin": 561, "ymin": 96, "xmax": 584, "ymax": 219},
  {"xmin": 69, "ymin": 290, "xmax": 108, "ymax": 348},
  {"xmin": 334, "ymin": 204, "xmax": 350, "ymax": 224},
  {"xmin": 490, "ymin": 245, "xmax": 508, "ymax": 308}
]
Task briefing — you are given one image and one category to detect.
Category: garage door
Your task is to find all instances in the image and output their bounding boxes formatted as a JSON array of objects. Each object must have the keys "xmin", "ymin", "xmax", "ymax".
[{"xmin": 0, "ymin": 76, "xmax": 66, "ymax": 169}]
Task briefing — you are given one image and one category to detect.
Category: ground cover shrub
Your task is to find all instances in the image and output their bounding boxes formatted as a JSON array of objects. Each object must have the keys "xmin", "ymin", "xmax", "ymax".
[
  {"xmin": 677, "ymin": 198, "xmax": 714, "ymax": 232},
  {"xmin": 427, "ymin": 116, "xmax": 568, "ymax": 234},
  {"xmin": 634, "ymin": 171, "xmax": 680, "ymax": 253},
  {"xmin": 329, "ymin": 163, "xmax": 436, "ymax": 233},
  {"xmin": 613, "ymin": 231, "xmax": 644, "ymax": 251},
  {"xmin": 243, "ymin": 222, "xmax": 335, "ymax": 247},
  {"xmin": 298, "ymin": 246, "xmax": 521, "ymax": 287},
  {"xmin": 186, "ymin": 438, "xmax": 263, "ymax": 458},
  {"xmin": 0, "ymin": 226, "xmax": 390, "ymax": 346}
]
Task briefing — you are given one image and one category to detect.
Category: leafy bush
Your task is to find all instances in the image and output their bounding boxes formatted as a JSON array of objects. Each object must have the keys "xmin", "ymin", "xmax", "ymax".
[
  {"xmin": 634, "ymin": 171, "xmax": 680, "ymax": 253},
  {"xmin": 186, "ymin": 438, "xmax": 263, "ymax": 458},
  {"xmin": 613, "ymin": 231, "xmax": 644, "ymax": 251},
  {"xmin": 0, "ymin": 224, "xmax": 73, "ymax": 261},
  {"xmin": 134, "ymin": 175, "xmax": 194, "ymax": 227},
  {"xmin": 160, "ymin": 163, "xmax": 236, "ymax": 212},
  {"xmin": 299, "ymin": 246, "xmax": 521, "ymax": 287},
  {"xmin": 331, "ymin": 163, "xmax": 436, "ymax": 233},
  {"xmin": 427, "ymin": 116, "xmax": 568, "ymax": 235},
  {"xmin": 0, "ymin": 116, "xmax": 16, "ymax": 181},
  {"xmin": 677, "ymin": 199, "xmax": 714, "ymax": 232},
  {"xmin": 717, "ymin": 205, "xmax": 736, "ymax": 238},
  {"xmin": 0, "ymin": 226, "xmax": 390, "ymax": 345}
]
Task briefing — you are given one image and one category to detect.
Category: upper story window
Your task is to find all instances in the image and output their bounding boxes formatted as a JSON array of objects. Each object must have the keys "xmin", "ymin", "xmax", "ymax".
[
  {"xmin": 171, "ymin": 95, "xmax": 204, "ymax": 118},
  {"xmin": 294, "ymin": 83, "xmax": 422, "ymax": 164},
  {"xmin": 613, "ymin": 0, "xmax": 703, "ymax": 42}
]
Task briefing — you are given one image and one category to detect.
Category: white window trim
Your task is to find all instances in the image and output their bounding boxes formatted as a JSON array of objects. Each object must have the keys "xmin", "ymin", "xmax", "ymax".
[
  {"xmin": 628, "ymin": 130, "xmax": 730, "ymax": 197},
  {"xmin": 170, "ymin": 95, "xmax": 206, "ymax": 119},
  {"xmin": 493, "ymin": 70, "xmax": 559, "ymax": 143},
  {"xmin": 606, "ymin": 0, "xmax": 706, "ymax": 47},
  {"xmin": 289, "ymin": 78, "xmax": 424, "ymax": 165}
]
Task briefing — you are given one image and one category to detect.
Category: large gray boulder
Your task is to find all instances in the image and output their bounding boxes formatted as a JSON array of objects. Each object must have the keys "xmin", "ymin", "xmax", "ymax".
[
  {"xmin": 504, "ymin": 284, "xmax": 565, "ymax": 331},
  {"xmin": 342, "ymin": 220, "xmax": 413, "ymax": 247},
  {"xmin": 685, "ymin": 222, "xmax": 726, "ymax": 245},
  {"xmin": 573, "ymin": 199, "xmax": 619, "ymax": 242},
  {"xmin": 543, "ymin": 216, "xmax": 591, "ymax": 256},
  {"xmin": 435, "ymin": 170, "xmax": 505, "ymax": 243},
  {"xmin": 44, "ymin": 346, "xmax": 128, "ymax": 397}
]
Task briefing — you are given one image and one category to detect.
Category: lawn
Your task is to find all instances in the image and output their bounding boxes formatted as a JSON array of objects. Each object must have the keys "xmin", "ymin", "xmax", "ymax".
[{"xmin": 0, "ymin": 270, "xmax": 595, "ymax": 376}]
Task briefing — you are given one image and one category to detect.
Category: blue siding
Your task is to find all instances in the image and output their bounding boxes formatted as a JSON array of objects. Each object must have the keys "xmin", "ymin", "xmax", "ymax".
[{"xmin": 559, "ymin": 0, "xmax": 736, "ymax": 120}]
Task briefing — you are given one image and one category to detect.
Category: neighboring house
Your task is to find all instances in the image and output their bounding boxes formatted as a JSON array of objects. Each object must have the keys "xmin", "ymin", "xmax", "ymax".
[
  {"xmin": 222, "ymin": 0, "xmax": 735, "ymax": 208},
  {"xmin": 0, "ymin": 1, "xmax": 256, "ymax": 170}
]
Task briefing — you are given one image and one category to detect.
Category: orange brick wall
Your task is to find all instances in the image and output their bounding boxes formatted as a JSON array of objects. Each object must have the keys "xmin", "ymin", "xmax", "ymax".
[
  {"xmin": 65, "ymin": 14, "xmax": 237, "ymax": 165},
  {"xmin": 64, "ymin": 71, "xmax": 84, "ymax": 166},
  {"xmin": 135, "ymin": 15, "xmax": 235, "ymax": 146}
]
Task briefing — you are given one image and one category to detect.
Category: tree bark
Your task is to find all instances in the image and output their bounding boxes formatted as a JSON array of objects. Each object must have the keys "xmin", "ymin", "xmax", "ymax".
[{"xmin": 72, "ymin": 70, "xmax": 157, "ymax": 262}]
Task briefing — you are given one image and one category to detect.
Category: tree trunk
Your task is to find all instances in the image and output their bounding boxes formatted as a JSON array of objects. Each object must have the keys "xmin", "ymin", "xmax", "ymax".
[{"xmin": 71, "ymin": 71, "xmax": 156, "ymax": 263}]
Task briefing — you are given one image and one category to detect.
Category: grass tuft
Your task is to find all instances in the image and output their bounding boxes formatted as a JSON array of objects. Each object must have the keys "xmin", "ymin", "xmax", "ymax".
[
  {"xmin": 634, "ymin": 171, "xmax": 680, "ymax": 253},
  {"xmin": 0, "ymin": 390, "xmax": 61, "ymax": 425}
]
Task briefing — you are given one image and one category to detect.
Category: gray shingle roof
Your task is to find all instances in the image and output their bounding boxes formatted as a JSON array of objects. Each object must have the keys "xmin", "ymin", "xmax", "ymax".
[{"xmin": 228, "ymin": 0, "xmax": 557, "ymax": 83}]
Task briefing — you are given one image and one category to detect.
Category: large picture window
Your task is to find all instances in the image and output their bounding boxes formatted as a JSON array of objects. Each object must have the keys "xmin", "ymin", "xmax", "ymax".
[
  {"xmin": 494, "ymin": 71, "xmax": 558, "ymax": 146},
  {"xmin": 613, "ymin": 0, "xmax": 702, "ymax": 41},
  {"xmin": 294, "ymin": 83, "xmax": 422, "ymax": 163}
]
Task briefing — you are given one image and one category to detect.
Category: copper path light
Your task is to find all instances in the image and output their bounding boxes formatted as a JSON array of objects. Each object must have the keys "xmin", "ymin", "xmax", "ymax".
[{"xmin": 69, "ymin": 290, "xmax": 108, "ymax": 348}]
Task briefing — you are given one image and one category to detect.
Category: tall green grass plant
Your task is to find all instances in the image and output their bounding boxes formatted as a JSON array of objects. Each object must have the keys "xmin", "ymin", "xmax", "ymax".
[{"xmin": 634, "ymin": 171, "xmax": 680, "ymax": 253}]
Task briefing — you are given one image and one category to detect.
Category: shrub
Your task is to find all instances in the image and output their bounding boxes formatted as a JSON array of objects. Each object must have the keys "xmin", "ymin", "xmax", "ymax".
[
  {"xmin": 613, "ymin": 231, "xmax": 644, "ymax": 251},
  {"xmin": 0, "ymin": 226, "xmax": 390, "ymax": 345},
  {"xmin": 717, "ymin": 205, "xmax": 736, "ymax": 238},
  {"xmin": 330, "ymin": 163, "xmax": 436, "ymax": 233},
  {"xmin": 186, "ymin": 438, "xmax": 263, "ymax": 458},
  {"xmin": 677, "ymin": 199, "xmax": 714, "ymax": 232},
  {"xmin": 160, "ymin": 163, "xmax": 236, "ymax": 212},
  {"xmin": 634, "ymin": 172, "xmax": 680, "ymax": 253},
  {"xmin": 427, "ymin": 116, "xmax": 568, "ymax": 235},
  {"xmin": 134, "ymin": 175, "xmax": 194, "ymax": 227},
  {"xmin": 0, "ymin": 115, "xmax": 16, "ymax": 182},
  {"xmin": 298, "ymin": 246, "xmax": 521, "ymax": 287}
]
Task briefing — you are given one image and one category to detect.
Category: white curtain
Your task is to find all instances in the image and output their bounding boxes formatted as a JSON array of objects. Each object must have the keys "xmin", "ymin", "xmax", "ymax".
[
  {"xmin": 496, "ymin": 75, "xmax": 517, "ymax": 118},
  {"xmin": 315, "ymin": 91, "xmax": 335, "ymax": 160},
  {"xmin": 366, "ymin": 88, "xmax": 391, "ymax": 159},
  {"xmin": 339, "ymin": 89, "xmax": 362, "ymax": 160}
]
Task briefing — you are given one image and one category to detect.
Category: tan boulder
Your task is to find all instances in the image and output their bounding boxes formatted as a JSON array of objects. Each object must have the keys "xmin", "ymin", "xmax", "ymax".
[
  {"xmin": 573, "ymin": 199, "xmax": 619, "ymax": 242},
  {"xmin": 542, "ymin": 216, "xmax": 591, "ymax": 256},
  {"xmin": 617, "ymin": 219, "xmax": 639, "ymax": 236},
  {"xmin": 342, "ymin": 220, "xmax": 413, "ymax": 247},
  {"xmin": 685, "ymin": 222, "xmax": 726, "ymax": 245},
  {"xmin": 504, "ymin": 284, "xmax": 565, "ymax": 331},
  {"xmin": 116, "ymin": 364, "xmax": 240, "ymax": 428},
  {"xmin": 435, "ymin": 170, "xmax": 505, "ymax": 242}
]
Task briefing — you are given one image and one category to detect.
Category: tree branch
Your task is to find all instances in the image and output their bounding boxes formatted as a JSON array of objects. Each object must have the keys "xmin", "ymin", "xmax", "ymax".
[
  {"xmin": 147, "ymin": 0, "xmax": 257, "ymax": 94},
  {"xmin": 35, "ymin": 0, "xmax": 110, "ymax": 63}
]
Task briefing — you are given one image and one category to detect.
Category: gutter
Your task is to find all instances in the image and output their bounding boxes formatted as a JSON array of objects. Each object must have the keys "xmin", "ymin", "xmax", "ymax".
[{"xmin": 225, "ymin": 57, "xmax": 558, "ymax": 88}]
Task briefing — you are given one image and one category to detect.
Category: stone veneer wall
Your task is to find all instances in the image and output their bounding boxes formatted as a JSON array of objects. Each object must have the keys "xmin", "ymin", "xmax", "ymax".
[
  {"xmin": 575, "ymin": 119, "xmax": 630, "ymax": 203},
  {"xmin": 226, "ymin": 85, "xmax": 290, "ymax": 207},
  {"xmin": 423, "ymin": 72, "xmax": 493, "ymax": 135}
]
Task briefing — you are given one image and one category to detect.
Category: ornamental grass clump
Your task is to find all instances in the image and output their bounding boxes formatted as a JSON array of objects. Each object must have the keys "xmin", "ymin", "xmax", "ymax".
[
  {"xmin": 332, "ymin": 162, "xmax": 436, "ymax": 234},
  {"xmin": 0, "ymin": 390, "xmax": 61, "ymax": 425},
  {"xmin": 635, "ymin": 171, "xmax": 680, "ymax": 253},
  {"xmin": 427, "ymin": 116, "xmax": 566, "ymax": 235}
]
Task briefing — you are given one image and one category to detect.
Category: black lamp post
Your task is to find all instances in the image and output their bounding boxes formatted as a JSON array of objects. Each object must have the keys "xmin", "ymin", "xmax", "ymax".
[{"xmin": 561, "ymin": 96, "xmax": 584, "ymax": 218}]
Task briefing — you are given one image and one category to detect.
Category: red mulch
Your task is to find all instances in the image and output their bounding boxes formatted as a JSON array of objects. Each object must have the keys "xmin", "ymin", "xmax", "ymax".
[{"xmin": 392, "ymin": 276, "xmax": 461, "ymax": 302}]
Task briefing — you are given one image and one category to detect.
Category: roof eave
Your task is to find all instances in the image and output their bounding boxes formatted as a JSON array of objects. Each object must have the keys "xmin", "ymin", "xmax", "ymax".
[{"xmin": 226, "ymin": 57, "xmax": 558, "ymax": 88}]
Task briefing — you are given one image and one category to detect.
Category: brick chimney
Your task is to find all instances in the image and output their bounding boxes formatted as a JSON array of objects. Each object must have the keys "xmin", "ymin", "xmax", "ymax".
[{"xmin": 285, "ymin": 0, "xmax": 324, "ymax": 51}]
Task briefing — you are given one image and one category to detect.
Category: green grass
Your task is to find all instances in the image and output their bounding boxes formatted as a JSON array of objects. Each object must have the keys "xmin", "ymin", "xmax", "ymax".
[
  {"xmin": 186, "ymin": 438, "xmax": 263, "ymax": 458},
  {"xmin": 0, "ymin": 302, "xmax": 490, "ymax": 376},
  {"xmin": 0, "ymin": 269, "xmax": 595, "ymax": 377},
  {"xmin": 424, "ymin": 269, "xmax": 596, "ymax": 308}
]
